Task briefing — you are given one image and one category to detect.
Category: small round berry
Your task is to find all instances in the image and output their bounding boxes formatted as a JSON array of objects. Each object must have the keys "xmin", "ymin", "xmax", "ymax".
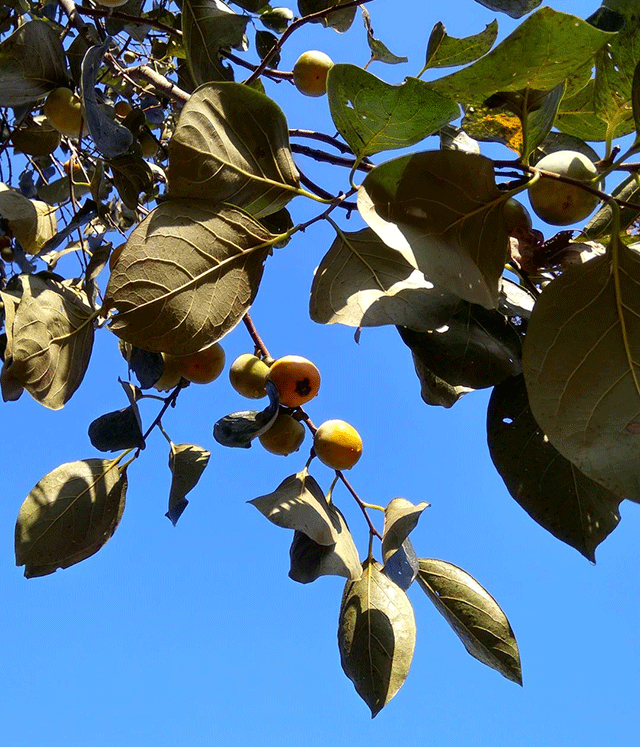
[{"xmin": 267, "ymin": 355, "xmax": 321, "ymax": 408}]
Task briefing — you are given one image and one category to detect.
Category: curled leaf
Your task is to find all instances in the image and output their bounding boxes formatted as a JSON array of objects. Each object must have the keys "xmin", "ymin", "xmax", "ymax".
[
  {"xmin": 214, "ymin": 380, "xmax": 279, "ymax": 448},
  {"xmin": 166, "ymin": 443, "xmax": 211, "ymax": 525},
  {"xmin": 88, "ymin": 406, "xmax": 145, "ymax": 452},
  {"xmin": 250, "ymin": 467, "xmax": 340, "ymax": 545}
]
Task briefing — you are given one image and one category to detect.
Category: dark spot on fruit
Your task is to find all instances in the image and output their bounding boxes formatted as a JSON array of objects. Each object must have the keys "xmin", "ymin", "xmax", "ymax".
[{"xmin": 295, "ymin": 377, "xmax": 312, "ymax": 397}]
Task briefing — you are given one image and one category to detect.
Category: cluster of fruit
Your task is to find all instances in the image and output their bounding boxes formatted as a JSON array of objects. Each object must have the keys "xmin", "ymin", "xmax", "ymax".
[{"xmin": 153, "ymin": 345, "xmax": 362, "ymax": 470}]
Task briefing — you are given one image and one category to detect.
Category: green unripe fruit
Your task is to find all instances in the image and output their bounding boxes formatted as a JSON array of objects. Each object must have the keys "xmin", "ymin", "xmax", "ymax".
[
  {"xmin": 229, "ymin": 353, "xmax": 270, "ymax": 399},
  {"xmin": 503, "ymin": 197, "xmax": 532, "ymax": 236},
  {"xmin": 259, "ymin": 411, "xmax": 306, "ymax": 455},
  {"xmin": 260, "ymin": 7, "xmax": 294, "ymax": 34},
  {"xmin": 43, "ymin": 88, "xmax": 88, "ymax": 138},
  {"xmin": 528, "ymin": 150, "xmax": 602, "ymax": 226}
]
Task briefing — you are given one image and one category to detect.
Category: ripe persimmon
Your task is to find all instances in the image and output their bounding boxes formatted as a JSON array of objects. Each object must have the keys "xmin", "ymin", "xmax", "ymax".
[
  {"xmin": 259, "ymin": 411, "xmax": 306, "ymax": 455},
  {"xmin": 313, "ymin": 419, "xmax": 362, "ymax": 470},
  {"xmin": 267, "ymin": 355, "xmax": 321, "ymax": 407}
]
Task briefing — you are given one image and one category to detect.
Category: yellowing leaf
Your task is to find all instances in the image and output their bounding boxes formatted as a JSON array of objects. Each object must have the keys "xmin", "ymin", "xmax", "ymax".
[
  {"xmin": 338, "ymin": 558, "xmax": 416, "ymax": 717},
  {"xmin": 105, "ymin": 200, "xmax": 275, "ymax": 355},
  {"xmin": 15, "ymin": 459, "xmax": 127, "ymax": 578}
]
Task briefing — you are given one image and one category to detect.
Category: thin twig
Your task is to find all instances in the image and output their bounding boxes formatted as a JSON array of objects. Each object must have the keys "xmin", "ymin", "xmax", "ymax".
[
  {"xmin": 291, "ymin": 143, "xmax": 372, "ymax": 172},
  {"xmin": 243, "ymin": 313, "xmax": 272, "ymax": 359}
]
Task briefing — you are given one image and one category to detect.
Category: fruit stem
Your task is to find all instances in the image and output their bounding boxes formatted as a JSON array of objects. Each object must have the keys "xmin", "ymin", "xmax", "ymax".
[{"xmin": 243, "ymin": 313, "xmax": 272, "ymax": 359}]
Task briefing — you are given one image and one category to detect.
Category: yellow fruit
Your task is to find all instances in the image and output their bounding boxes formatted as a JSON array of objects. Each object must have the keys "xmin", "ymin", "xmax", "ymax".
[
  {"xmin": 528, "ymin": 150, "xmax": 602, "ymax": 226},
  {"xmin": 173, "ymin": 343, "xmax": 226, "ymax": 385},
  {"xmin": 259, "ymin": 411, "xmax": 306, "ymax": 455},
  {"xmin": 229, "ymin": 353, "xmax": 270, "ymax": 398},
  {"xmin": 267, "ymin": 355, "xmax": 321, "ymax": 407},
  {"xmin": 153, "ymin": 353, "xmax": 183, "ymax": 391},
  {"xmin": 96, "ymin": 0, "xmax": 130, "ymax": 7},
  {"xmin": 43, "ymin": 88, "xmax": 88, "ymax": 138},
  {"xmin": 293, "ymin": 50, "xmax": 334, "ymax": 97},
  {"xmin": 313, "ymin": 419, "xmax": 362, "ymax": 470}
]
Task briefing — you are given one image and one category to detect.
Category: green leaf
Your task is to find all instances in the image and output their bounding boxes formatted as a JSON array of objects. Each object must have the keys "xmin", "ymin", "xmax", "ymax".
[
  {"xmin": 0, "ymin": 20, "xmax": 67, "ymax": 107},
  {"xmin": 362, "ymin": 7, "xmax": 408, "ymax": 67},
  {"xmin": 81, "ymin": 40, "xmax": 134, "ymax": 159},
  {"xmin": 427, "ymin": 9, "xmax": 614, "ymax": 105},
  {"xmin": 182, "ymin": 0, "xmax": 248, "ymax": 85},
  {"xmin": 439, "ymin": 124, "xmax": 480, "ymax": 154},
  {"xmin": 472, "ymin": 0, "xmax": 541, "ymax": 17},
  {"xmin": 338, "ymin": 558, "xmax": 416, "ymax": 717},
  {"xmin": 15, "ymin": 458, "xmax": 127, "ymax": 578},
  {"xmin": 250, "ymin": 468, "xmax": 342, "ymax": 546},
  {"xmin": 358, "ymin": 151, "xmax": 509, "ymax": 308},
  {"xmin": 309, "ymin": 227, "xmax": 460, "ymax": 331},
  {"xmin": 105, "ymin": 200, "xmax": 275, "ymax": 356},
  {"xmin": 417, "ymin": 558, "xmax": 522, "ymax": 684},
  {"xmin": 167, "ymin": 82, "xmax": 300, "ymax": 217},
  {"xmin": 297, "ymin": 0, "xmax": 356, "ymax": 33},
  {"xmin": 424, "ymin": 20, "xmax": 498, "ymax": 70},
  {"xmin": 533, "ymin": 131, "xmax": 600, "ymax": 165},
  {"xmin": 122, "ymin": 345, "xmax": 163, "ymax": 389},
  {"xmin": 522, "ymin": 240, "xmax": 640, "ymax": 502},
  {"xmin": 11, "ymin": 116, "xmax": 61, "ymax": 157},
  {"xmin": 582, "ymin": 174, "xmax": 640, "ymax": 242},
  {"xmin": 487, "ymin": 375, "xmax": 622, "ymax": 560},
  {"xmin": 398, "ymin": 302, "xmax": 522, "ymax": 404},
  {"xmin": 255, "ymin": 30, "xmax": 280, "ymax": 67},
  {"xmin": 593, "ymin": 1, "xmax": 640, "ymax": 141},
  {"xmin": 1, "ymin": 274, "xmax": 94, "ymax": 410},
  {"xmin": 213, "ymin": 380, "xmax": 279, "ymax": 447},
  {"xmin": 556, "ymin": 80, "xmax": 612, "ymax": 142},
  {"xmin": 288, "ymin": 506, "xmax": 362, "ymax": 584},
  {"xmin": 327, "ymin": 65, "xmax": 459, "ymax": 161},
  {"xmin": 166, "ymin": 443, "xmax": 211, "ymax": 525},
  {"xmin": 108, "ymin": 155, "xmax": 154, "ymax": 210},
  {"xmin": 0, "ymin": 184, "xmax": 57, "ymax": 254}
]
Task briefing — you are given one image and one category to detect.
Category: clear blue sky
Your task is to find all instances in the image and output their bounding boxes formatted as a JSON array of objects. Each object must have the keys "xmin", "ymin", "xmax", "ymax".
[{"xmin": 3, "ymin": 1, "xmax": 639, "ymax": 745}]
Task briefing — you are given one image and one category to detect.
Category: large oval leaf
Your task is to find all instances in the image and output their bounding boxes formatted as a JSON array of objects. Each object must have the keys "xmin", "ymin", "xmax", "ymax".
[
  {"xmin": 487, "ymin": 375, "xmax": 622, "ymax": 560},
  {"xmin": 167, "ymin": 82, "xmax": 300, "ymax": 217},
  {"xmin": 0, "ymin": 21, "xmax": 67, "ymax": 106},
  {"xmin": 417, "ymin": 558, "xmax": 522, "ymax": 684},
  {"xmin": 1, "ymin": 274, "xmax": 94, "ymax": 410},
  {"xmin": 523, "ymin": 242, "xmax": 640, "ymax": 502},
  {"xmin": 105, "ymin": 200, "xmax": 275, "ymax": 355},
  {"xmin": 338, "ymin": 558, "xmax": 416, "ymax": 717},
  {"xmin": 15, "ymin": 458, "xmax": 127, "ymax": 578},
  {"xmin": 327, "ymin": 65, "xmax": 459, "ymax": 162},
  {"xmin": 358, "ymin": 151, "xmax": 509, "ymax": 308}
]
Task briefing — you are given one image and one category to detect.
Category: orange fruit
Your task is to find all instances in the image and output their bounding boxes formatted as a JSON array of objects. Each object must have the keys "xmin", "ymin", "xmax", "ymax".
[{"xmin": 267, "ymin": 355, "xmax": 321, "ymax": 407}]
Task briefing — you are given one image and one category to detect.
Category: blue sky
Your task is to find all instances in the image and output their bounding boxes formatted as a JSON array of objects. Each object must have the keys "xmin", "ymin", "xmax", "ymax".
[{"xmin": 3, "ymin": 1, "xmax": 640, "ymax": 745}]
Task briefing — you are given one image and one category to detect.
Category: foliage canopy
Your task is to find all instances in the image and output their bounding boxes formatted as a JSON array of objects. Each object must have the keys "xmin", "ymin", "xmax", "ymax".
[{"xmin": 2, "ymin": 0, "xmax": 640, "ymax": 716}]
